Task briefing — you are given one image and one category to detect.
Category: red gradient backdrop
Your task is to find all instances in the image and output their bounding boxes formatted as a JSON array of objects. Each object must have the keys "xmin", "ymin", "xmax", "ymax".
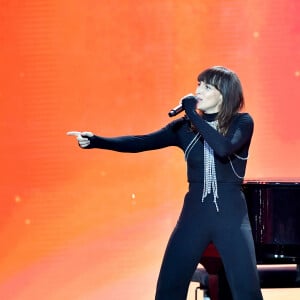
[{"xmin": 0, "ymin": 1, "xmax": 299, "ymax": 299}]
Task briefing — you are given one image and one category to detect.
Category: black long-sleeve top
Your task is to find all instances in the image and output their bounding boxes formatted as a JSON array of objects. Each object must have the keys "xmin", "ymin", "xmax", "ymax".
[{"xmin": 85, "ymin": 112, "xmax": 254, "ymax": 184}]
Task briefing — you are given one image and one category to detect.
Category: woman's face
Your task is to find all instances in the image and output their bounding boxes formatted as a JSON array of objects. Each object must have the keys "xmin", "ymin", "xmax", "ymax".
[{"xmin": 195, "ymin": 81, "xmax": 223, "ymax": 113}]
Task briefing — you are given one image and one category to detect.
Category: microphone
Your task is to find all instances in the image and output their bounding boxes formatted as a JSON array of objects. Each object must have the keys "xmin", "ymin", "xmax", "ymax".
[
  {"xmin": 168, "ymin": 93, "xmax": 194, "ymax": 117},
  {"xmin": 168, "ymin": 104, "xmax": 183, "ymax": 117}
]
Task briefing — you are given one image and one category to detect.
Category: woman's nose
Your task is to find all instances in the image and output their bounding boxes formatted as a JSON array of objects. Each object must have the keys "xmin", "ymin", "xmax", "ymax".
[{"xmin": 196, "ymin": 86, "xmax": 202, "ymax": 94}]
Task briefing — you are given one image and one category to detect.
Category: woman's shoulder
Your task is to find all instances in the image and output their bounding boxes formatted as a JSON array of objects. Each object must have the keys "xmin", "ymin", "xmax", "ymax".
[
  {"xmin": 166, "ymin": 116, "xmax": 189, "ymax": 131},
  {"xmin": 228, "ymin": 113, "xmax": 254, "ymax": 134},
  {"xmin": 234, "ymin": 112, "xmax": 254, "ymax": 124}
]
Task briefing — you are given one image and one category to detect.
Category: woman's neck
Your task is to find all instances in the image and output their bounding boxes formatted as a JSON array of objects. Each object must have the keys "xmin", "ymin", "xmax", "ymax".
[{"xmin": 202, "ymin": 112, "xmax": 219, "ymax": 122}]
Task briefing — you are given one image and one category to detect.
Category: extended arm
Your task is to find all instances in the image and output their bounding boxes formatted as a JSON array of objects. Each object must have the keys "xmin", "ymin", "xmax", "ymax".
[{"xmin": 67, "ymin": 121, "xmax": 181, "ymax": 153}]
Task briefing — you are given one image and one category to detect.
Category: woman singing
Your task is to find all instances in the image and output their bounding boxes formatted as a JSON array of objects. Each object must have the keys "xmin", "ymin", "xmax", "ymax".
[{"xmin": 67, "ymin": 66, "xmax": 263, "ymax": 300}]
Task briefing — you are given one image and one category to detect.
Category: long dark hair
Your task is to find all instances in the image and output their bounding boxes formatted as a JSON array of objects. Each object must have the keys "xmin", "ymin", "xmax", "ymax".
[{"xmin": 197, "ymin": 66, "xmax": 244, "ymax": 135}]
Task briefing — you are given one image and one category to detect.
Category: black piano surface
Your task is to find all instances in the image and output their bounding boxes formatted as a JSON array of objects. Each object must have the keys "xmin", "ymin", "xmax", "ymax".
[{"xmin": 243, "ymin": 180, "xmax": 300, "ymax": 264}]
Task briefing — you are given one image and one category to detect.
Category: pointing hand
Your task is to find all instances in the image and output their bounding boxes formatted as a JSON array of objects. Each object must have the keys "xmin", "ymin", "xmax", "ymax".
[{"xmin": 66, "ymin": 131, "xmax": 94, "ymax": 148}]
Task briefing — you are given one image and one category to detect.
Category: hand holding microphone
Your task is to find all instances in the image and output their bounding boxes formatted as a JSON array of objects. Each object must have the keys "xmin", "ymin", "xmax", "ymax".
[{"xmin": 168, "ymin": 93, "xmax": 198, "ymax": 117}]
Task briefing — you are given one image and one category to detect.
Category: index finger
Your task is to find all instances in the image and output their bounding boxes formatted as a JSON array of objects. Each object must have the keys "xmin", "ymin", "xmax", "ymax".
[{"xmin": 66, "ymin": 131, "xmax": 81, "ymax": 137}]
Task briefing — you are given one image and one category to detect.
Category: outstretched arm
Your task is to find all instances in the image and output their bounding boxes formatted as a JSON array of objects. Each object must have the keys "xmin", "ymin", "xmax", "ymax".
[{"xmin": 66, "ymin": 121, "xmax": 180, "ymax": 153}]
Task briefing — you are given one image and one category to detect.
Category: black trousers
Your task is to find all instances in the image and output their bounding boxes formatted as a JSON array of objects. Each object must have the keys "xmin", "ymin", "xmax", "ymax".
[{"xmin": 155, "ymin": 182, "xmax": 263, "ymax": 300}]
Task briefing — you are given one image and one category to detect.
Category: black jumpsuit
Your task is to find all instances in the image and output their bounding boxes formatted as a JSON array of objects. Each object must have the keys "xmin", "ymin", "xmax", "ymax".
[{"xmin": 85, "ymin": 111, "xmax": 263, "ymax": 300}]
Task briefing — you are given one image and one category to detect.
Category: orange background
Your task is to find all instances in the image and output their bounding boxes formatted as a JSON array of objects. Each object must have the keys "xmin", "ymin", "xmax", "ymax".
[{"xmin": 0, "ymin": 1, "xmax": 299, "ymax": 299}]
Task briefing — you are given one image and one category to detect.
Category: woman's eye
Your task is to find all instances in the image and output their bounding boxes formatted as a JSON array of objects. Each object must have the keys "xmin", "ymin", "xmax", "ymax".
[{"xmin": 205, "ymin": 84, "xmax": 211, "ymax": 90}]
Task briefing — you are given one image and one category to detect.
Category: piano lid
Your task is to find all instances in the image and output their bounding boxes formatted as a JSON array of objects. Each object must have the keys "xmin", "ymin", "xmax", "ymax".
[{"xmin": 244, "ymin": 177, "xmax": 300, "ymax": 185}]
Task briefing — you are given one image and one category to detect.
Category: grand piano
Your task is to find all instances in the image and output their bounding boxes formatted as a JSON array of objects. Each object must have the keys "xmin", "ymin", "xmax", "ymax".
[{"xmin": 192, "ymin": 180, "xmax": 300, "ymax": 300}]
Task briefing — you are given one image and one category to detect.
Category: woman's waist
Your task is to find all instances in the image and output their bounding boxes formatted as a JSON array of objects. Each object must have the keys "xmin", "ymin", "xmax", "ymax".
[
  {"xmin": 188, "ymin": 180, "xmax": 243, "ymax": 191},
  {"xmin": 188, "ymin": 179, "xmax": 243, "ymax": 185}
]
